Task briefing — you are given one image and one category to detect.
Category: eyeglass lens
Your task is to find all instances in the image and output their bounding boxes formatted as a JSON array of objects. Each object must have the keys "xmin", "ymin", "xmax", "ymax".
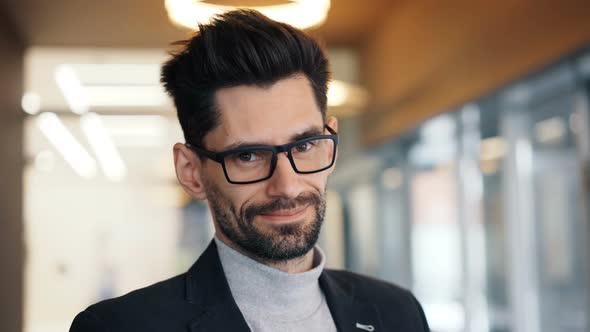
[{"xmin": 223, "ymin": 137, "xmax": 335, "ymax": 182}]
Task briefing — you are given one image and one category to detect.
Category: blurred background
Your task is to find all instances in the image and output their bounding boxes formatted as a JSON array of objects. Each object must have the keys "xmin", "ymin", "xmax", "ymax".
[{"xmin": 1, "ymin": 1, "xmax": 590, "ymax": 332}]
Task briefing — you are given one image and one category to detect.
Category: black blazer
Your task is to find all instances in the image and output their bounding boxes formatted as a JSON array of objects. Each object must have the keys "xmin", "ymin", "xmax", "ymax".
[{"xmin": 70, "ymin": 241, "xmax": 430, "ymax": 331}]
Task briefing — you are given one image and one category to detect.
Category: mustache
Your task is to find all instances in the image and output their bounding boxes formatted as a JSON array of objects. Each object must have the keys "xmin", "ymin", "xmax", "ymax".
[{"xmin": 242, "ymin": 192, "xmax": 323, "ymax": 223}]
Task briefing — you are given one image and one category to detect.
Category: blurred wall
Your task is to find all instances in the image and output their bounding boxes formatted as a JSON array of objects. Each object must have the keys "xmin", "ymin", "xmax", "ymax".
[
  {"xmin": 362, "ymin": 1, "xmax": 590, "ymax": 145},
  {"xmin": 0, "ymin": 9, "xmax": 25, "ymax": 332}
]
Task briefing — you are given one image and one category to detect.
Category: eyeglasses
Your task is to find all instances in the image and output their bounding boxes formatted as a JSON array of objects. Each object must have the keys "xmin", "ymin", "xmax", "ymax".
[{"xmin": 186, "ymin": 125, "xmax": 338, "ymax": 184}]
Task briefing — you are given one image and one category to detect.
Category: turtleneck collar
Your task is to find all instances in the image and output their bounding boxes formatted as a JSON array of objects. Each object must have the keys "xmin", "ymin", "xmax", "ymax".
[{"xmin": 214, "ymin": 235, "xmax": 326, "ymax": 322}]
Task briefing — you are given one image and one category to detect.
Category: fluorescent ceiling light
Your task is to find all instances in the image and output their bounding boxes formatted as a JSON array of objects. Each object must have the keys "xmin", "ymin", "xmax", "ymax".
[
  {"xmin": 55, "ymin": 64, "xmax": 170, "ymax": 109},
  {"xmin": 100, "ymin": 115, "xmax": 169, "ymax": 148},
  {"xmin": 55, "ymin": 65, "xmax": 89, "ymax": 114},
  {"xmin": 165, "ymin": 0, "xmax": 330, "ymax": 31},
  {"xmin": 85, "ymin": 86, "xmax": 168, "ymax": 107},
  {"xmin": 80, "ymin": 112, "xmax": 127, "ymax": 181},
  {"xmin": 37, "ymin": 112, "xmax": 97, "ymax": 178},
  {"xmin": 71, "ymin": 64, "xmax": 161, "ymax": 85}
]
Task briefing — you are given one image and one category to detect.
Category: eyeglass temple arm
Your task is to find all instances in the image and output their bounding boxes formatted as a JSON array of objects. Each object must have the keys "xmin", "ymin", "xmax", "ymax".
[
  {"xmin": 185, "ymin": 143, "xmax": 223, "ymax": 162},
  {"xmin": 325, "ymin": 124, "xmax": 337, "ymax": 135}
]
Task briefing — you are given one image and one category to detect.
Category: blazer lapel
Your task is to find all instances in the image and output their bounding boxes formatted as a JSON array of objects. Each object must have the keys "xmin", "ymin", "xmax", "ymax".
[
  {"xmin": 320, "ymin": 271, "xmax": 384, "ymax": 332},
  {"xmin": 185, "ymin": 241, "xmax": 250, "ymax": 332}
]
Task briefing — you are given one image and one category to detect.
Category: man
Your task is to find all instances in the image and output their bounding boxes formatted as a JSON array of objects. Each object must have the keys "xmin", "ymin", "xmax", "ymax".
[{"xmin": 70, "ymin": 9, "xmax": 429, "ymax": 332}]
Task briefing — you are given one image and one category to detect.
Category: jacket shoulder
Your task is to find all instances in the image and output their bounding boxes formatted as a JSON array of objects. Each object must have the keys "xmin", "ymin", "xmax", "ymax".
[{"xmin": 70, "ymin": 273, "xmax": 194, "ymax": 332}]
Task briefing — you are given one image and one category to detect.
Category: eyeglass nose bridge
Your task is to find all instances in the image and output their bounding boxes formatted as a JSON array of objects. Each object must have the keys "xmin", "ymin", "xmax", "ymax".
[
  {"xmin": 268, "ymin": 145, "xmax": 298, "ymax": 178},
  {"xmin": 274, "ymin": 144, "xmax": 290, "ymax": 154}
]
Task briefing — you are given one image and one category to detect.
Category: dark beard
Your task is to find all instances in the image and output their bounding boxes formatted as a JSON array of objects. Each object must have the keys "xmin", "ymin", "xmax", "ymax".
[{"xmin": 204, "ymin": 180, "xmax": 326, "ymax": 261}]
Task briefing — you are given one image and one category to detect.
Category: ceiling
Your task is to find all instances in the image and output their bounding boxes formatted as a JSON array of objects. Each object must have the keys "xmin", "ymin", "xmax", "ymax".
[
  {"xmin": 0, "ymin": 0, "xmax": 398, "ymax": 48},
  {"xmin": 2, "ymin": 0, "xmax": 388, "ymax": 117}
]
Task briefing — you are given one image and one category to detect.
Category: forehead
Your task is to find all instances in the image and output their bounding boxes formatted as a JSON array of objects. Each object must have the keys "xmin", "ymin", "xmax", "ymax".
[{"xmin": 207, "ymin": 74, "xmax": 324, "ymax": 148}]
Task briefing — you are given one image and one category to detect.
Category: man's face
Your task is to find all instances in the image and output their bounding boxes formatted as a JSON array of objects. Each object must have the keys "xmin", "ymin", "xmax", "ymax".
[{"xmin": 200, "ymin": 74, "xmax": 337, "ymax": 261}]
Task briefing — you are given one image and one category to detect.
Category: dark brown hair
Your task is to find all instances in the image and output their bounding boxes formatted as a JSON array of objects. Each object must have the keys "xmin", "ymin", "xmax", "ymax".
[{"xmin": 161, "ymin": 9, "xmax": 330, "ymax": 148}]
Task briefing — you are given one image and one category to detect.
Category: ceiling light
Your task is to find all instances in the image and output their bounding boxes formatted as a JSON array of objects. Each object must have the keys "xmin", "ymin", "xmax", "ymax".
[
  {"xmin": 327, "ymin": 81, "xmax": 349, "ymax": 107},
  {"xmin": 327, "ymin": 80, "xmax": 369, "ymax": 108},
  {"xmin": 100, "ymin": 115, "xmax": 169, "ymax": 148},
  {"xmin": 22, "ymin": 92, "xmax": 41, "ymax": 115},
  {"xmin": 55, "ymin": 65, "xmax": 89, "ymax": 114},
  {"xmin": 71, "ymin": 64, "xmax": 161, "ymax": 85},
  {"xmin": 55, "ymin": 64, "xmax": 170, "ymax": 109},
  {"xmin": 37, "ymin": 112, "xmax": 97, "ymax": 178},
  {"xmin": 85, "ymin": 86, "xmax": 169, "ymax": 107},
  {"xmin": 165, "ymin": 0, "xmax": 331, "ymax": 31},
  {"xmin": 80, "ymin": 113, "xmax": 127, "ymax": 181}
]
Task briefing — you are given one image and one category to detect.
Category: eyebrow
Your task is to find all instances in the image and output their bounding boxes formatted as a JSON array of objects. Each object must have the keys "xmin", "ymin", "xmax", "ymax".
[{"xmin": 221, "ymin": 126, "xmax": 325, "ymax": 151}]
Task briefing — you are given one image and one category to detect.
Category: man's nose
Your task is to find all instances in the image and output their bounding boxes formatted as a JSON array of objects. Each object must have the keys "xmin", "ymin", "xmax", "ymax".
[{"xmin": 265, "ymin": 152, "xmax": 304, "ymax": 199}]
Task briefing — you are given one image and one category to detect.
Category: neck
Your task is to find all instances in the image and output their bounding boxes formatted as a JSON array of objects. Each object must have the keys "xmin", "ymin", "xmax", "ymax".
[{"xmin": 215, "ymin": 231, "xmax": 315, "ymax": 273}]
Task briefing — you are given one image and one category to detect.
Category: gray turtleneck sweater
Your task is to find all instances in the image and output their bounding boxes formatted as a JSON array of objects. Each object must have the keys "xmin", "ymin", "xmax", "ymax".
[{"xmin": 214, "ymin": 236, "xmax": 338, "ymax": 332}]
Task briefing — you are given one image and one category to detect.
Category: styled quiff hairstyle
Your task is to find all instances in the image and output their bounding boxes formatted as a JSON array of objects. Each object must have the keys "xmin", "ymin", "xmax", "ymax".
[{"xmin": 160, "ymin": 9, "xmax": 331, "ymax": 148}]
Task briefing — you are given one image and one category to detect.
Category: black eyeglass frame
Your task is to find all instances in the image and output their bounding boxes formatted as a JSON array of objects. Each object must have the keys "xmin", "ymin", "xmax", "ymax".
[{"xmin": 185, "ymin": 125, "xmax": 338, "ymax": 184}]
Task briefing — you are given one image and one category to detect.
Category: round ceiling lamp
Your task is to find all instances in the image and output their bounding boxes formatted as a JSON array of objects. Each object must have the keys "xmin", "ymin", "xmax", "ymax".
[{"xmin": 165, "ymin": 0, "xmax": 331, "ymax": 30}]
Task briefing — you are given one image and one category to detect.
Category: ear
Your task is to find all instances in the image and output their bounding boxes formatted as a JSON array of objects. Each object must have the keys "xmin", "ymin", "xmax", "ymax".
[
  {"xmin": 173, "ymin": 143, "xmax": 207, "ymax": 201},
  {"xmin": 326, "ymin": 116, "xmax": 339, "ymax": 174},
  {"xmin": 326, "ymin": 116, "xmax": 338, "ymax": 133}
]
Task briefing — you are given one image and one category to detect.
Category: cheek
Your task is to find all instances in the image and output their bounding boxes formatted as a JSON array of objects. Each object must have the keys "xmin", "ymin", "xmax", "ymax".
[
  {"xmin": 207, "ymin": 162, "xmax": 229, "ymax": 183},
  {"xmin": 202, "ymin": 165, "xmax": 248, "ymax": 208},
  {"xmin": 211, "ymin": 173, "xmax": 328, "ymax": 210},
  {"xmin": 219, "ymin": 182, "xmax": 263, "ymax": 211},
  {"xmin": 304, "ymin": 172, "xmax": 329, "ymax": 191},
  {"xmin": 309, "ymin": 168, "xmax": 333, "ymax": 188}
]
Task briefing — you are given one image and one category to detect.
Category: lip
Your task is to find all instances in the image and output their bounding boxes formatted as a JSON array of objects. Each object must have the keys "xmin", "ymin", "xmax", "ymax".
[{"xmin": 258, "ymin": 205, "xmax": 309, "ymax": 222}]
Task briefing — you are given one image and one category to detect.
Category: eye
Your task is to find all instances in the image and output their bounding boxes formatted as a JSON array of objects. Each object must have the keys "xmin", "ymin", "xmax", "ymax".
[
  {"xmin": 237, "ymin": 151, "xmax": 258, "ymax": 162},
  {"xmin": 295, "ymin": 141, "xmax": 314, "ymax": 152}
]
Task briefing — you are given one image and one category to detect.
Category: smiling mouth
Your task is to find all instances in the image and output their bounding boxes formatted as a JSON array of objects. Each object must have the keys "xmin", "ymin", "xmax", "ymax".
[{"xmin": 258, "ymin": 205, "xmax": 309, "ymax": 222}]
